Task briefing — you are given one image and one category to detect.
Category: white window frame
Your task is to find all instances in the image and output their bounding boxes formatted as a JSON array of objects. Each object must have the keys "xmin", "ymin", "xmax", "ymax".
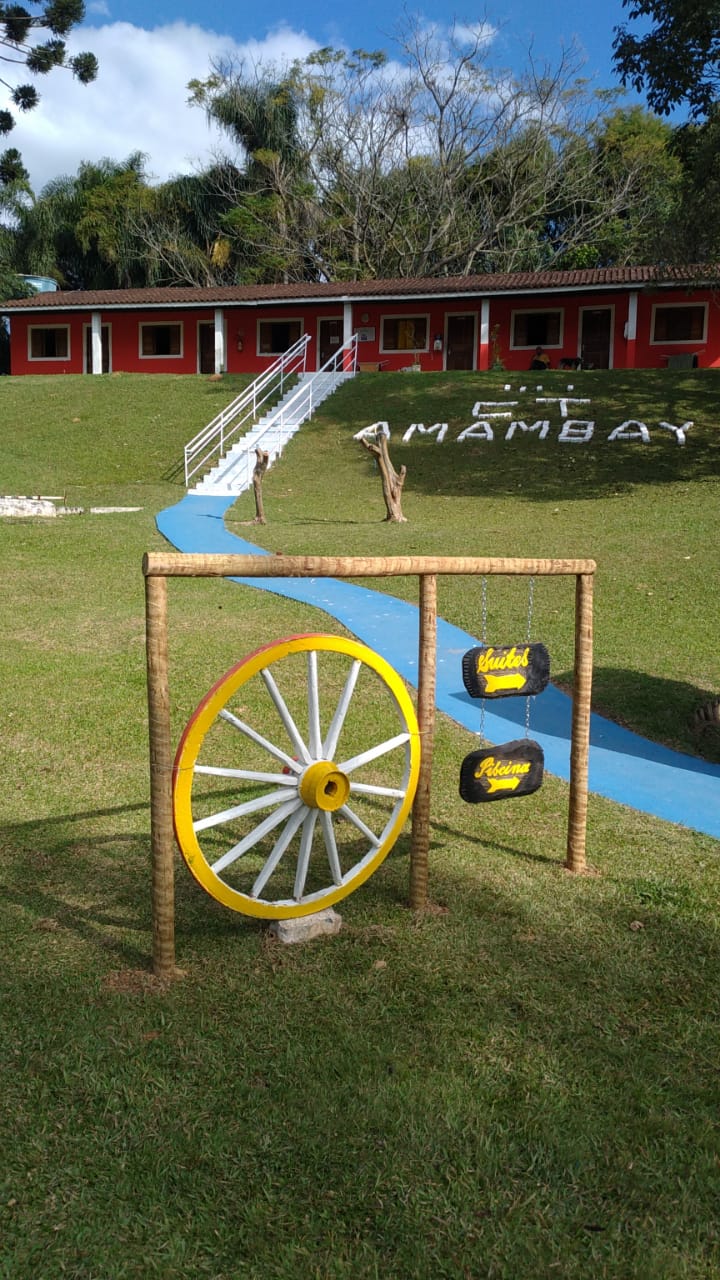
[
  {"xmin": 380, "ymin": 314, "xmax": 430, "ymax": 354},
  {"xmin": 650, "ymin": 302, "xmax": 708, "ymax": 346},
  {"xmin": 256, "ymin": 317, "xmax": 304, "ymax": 357},
  {"xmin": 138, "ymin": 322, "xmax": 184, "ymax": 360},
  {"xmin": 28, "ymin": 324, "xmax": 70, "ymax": 361},
  {"xmin": 510, "ymin": 308, "xmax": 564, "ymax": 350}
]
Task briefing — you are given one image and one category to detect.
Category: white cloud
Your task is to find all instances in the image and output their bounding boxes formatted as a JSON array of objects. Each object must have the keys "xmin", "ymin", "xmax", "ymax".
[
  {"xmin": 4, "ymin": 20, "xmax": 320, "ymax": 193},
  {"xmin": 453, "ymin": 22, "xmax": 497, "ymax": 48}
]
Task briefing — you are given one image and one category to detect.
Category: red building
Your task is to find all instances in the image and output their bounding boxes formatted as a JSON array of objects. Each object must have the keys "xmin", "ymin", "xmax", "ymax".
[{"xmin": 2, "ymin": 265, "xmax": 718, "ymax": 376}]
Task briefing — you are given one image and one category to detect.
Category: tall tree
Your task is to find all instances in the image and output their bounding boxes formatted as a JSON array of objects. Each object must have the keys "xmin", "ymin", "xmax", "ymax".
[
  {"xmin": 189, "ymin": 69, "xmax": 318, "ymax": 282},
  {"xmin": 193, "ymin": 25, "xmax": 675, "ymax": 280},
  {"xmin": 613, "ymin": 0, "xmax": 720, "ymax": 119},
  {"xmin": 1, "ymin": 1, "xmax": 98, "ymax": 186}
]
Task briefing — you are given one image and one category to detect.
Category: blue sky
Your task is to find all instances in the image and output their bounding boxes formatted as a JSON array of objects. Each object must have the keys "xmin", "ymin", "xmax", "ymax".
[{"xmin": 8, "ymin": 0, "xmax": 658, "ymax": 193}]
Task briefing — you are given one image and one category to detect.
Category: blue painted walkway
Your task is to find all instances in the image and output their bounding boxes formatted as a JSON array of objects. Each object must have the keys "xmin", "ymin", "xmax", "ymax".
[{"xmin": 157, "ymin": 494, "xmax": 720, "ymax": 841}]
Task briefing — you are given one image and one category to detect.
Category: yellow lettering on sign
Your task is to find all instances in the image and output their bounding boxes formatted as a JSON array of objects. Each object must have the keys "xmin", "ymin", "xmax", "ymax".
[
  {"xmin": 474, "ymin": 756, "xmax": 532, "ymax": 780},
  {"xmin": 475, "ymin": 646, "xmax": 530, "ymax": 674}
]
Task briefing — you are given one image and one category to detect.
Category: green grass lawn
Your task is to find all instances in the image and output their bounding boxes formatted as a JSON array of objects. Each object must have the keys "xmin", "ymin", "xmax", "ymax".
[{"xmin": 1, "ymin": 371, "xmax": 719, "ymax": 1279}]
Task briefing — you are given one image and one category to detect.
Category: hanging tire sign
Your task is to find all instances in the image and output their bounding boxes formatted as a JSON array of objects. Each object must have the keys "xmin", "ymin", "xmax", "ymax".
[
  {"xmin": 460, "ymin": 634, "xmax": 549, "ymax": 804},
  {"xmin": 461, "ymin": 642, "xmax": 550, "ymax": 699},
  {"xmin": 459, "ymin": 738, "xmax": 545, "ymax": 803}
]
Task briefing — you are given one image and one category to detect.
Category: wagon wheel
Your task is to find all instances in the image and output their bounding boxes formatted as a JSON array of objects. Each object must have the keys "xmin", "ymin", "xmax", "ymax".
[{"xmin": 173, "ymin": 634, "xmax": 421, "ymax": 919}]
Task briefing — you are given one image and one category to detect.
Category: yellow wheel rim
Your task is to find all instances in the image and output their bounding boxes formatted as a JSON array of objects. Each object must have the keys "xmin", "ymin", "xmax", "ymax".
[{"xmin": 173, "ymin": 634, "xmax": 421, "ymax": 919}]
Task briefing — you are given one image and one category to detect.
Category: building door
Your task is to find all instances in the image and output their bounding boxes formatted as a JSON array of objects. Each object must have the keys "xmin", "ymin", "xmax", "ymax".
[
  {"xmin": 445, "ymin": 314, "xmax": 476, "ymax": 370},
  {"xmin": 198, "ymin": 323, "xmax": 216, "ymax": 374},
  {"xmin": 580, "ymin": 308, "xmax": 612, "ymax": 369},
  {"xmin": 318, "ymin": 317, "xmax": 343, "ymax": 368},
  {"xmin": 83, "ymin": 324, "xmax": 110, "ymax": 373}
]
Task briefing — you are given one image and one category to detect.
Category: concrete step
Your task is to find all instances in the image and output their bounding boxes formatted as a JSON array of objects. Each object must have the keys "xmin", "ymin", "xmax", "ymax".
[{"xmin": 191, "ymin": 368, "xmax": 353, "ymax": 496}]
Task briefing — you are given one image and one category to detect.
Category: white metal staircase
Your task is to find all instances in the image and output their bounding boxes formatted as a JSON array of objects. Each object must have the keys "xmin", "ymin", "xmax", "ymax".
[{"xmin": 185, "ymin": 335, "xmax": 358, "ymax": 497}]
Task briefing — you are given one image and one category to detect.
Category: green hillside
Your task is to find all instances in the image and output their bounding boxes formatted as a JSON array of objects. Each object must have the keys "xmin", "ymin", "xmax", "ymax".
[{"xmin": 1, "ymin": 369, "xmax": 719, "ymax": 1279}]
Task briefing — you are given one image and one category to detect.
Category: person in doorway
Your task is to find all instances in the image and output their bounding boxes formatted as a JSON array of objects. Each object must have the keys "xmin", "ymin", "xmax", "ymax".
[{"xmin": 529, "ymin": 346, "xmax": 551, "ymax": 371}]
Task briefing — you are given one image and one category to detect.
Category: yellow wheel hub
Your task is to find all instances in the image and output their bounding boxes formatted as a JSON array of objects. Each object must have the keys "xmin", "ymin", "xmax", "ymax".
[{"xmin": 299, "ymin": 761, "xmax": 350, "ymax": 812}]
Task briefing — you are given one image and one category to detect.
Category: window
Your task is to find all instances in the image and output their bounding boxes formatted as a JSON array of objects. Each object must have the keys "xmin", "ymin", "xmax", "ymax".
[
  {"xmin": 651, "ymin": 304, "xmax": 707, "ymax": 344},
  {"xmin": 258, "ymin": 320, "xmax": 303, "ymax": 355},
  {"xmin": 29, "ymin": 326, "xmax": 69, "ymax": 360},
  {"xmin": 511, "ymin": 310, "xmax": 562, "ymax": 349},
  {"xmin": 140, "ymin": 323, "xmax": 182, "ymax": 357},
  {"xmin": 381, "ymin": 316, "xmax": 429, "ymax": 353}
]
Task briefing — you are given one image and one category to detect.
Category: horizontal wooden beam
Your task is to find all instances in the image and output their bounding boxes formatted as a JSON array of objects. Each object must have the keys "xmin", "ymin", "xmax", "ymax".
[{"xmin": 144, "ymin": 552, "xmax": 596, "ymax": 580}]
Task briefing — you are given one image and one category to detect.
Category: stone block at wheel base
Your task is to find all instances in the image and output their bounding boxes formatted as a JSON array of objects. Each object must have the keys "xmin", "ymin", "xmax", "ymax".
[{"xmin": 268, "ymin": 908, "xmax": 343, "ymax": 944}]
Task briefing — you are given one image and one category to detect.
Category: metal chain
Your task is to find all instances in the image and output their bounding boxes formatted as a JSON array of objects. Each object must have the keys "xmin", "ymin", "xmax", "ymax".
[
  {"xmin": 525, "ymin": 576, "xmax": 535, "ymax": 738},
  {"xmin": 480, "ymin": 576, "xmax": 487, "ymax": 739}
]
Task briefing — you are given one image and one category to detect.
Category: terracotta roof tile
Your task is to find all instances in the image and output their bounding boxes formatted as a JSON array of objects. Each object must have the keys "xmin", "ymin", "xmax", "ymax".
[{"xmin": 2, "ymin": 265, "xmax": 717, "ymax": 310}]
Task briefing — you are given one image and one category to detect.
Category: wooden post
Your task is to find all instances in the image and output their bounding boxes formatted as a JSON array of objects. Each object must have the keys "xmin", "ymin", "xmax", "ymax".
[
  {"xmin": 144, "ymin": 571, "xmax": 177, "ymax": 976},
  {"xmin": 566, "ymin": 572, "xmax": 594, "ymax": 873},
  {"xmin": 409, "ymin": 573, "xmax": 437, "ymax": 909},
  {"xmin": 252, "ymin": 449, "xmax": 269, "ymax": 524},
  {"xmin": 360, "ymin": 433, "xmax": 408, "ymax": 522}
]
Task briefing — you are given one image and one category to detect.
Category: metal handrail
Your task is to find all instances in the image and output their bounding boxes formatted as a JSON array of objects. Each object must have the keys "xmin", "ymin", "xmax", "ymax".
[
  {"xmin": 211, "ymin": 334, "xmax": 359, "ymax": 494},
  {"xmin": 245, "ymin": 333, "xmax": 359, "ymax": 456},
  {"xmin": 184, "ymin": 333, "xmax": 311, "ymax": 486}
]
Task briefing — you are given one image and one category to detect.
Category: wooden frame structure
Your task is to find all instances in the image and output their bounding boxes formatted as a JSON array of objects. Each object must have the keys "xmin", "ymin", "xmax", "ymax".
[{"xmin": 144, "ymin": 552, "xmax": 595, "ymax": 977}]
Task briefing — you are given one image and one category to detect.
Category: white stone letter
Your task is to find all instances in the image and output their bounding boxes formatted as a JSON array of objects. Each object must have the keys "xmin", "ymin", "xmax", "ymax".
[
  {"xmin": 505, "ymin": 420, "xmax": 550, "ymax": 441},
  {"xmin": 458, "ymin": 421, "xmax": 494, "ymax": 442},
  {"xmin": 353, "ymin": 421, "xmax": 390, "ymax": 441},
  {"xmin": 558, "ymin": 420, "xmax": 594, "ymax": 444},
  {"xmin": 402, "ymin": 422, "xmax": 448, "ymax": 443},
  {"xmin": 658, "ymin": 420, "xmax": 692, "ymax": 446},
  {"xmin": 608, "ymin": 420, "xmax": 651, "ymax": 444}
]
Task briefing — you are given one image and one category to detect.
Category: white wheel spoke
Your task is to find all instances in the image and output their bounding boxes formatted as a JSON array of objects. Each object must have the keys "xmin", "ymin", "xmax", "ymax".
[
  {"xmin": 322, "ymin": 659, "xmax": 361, "ymax": 758},
  {"xmin": 219, "ymin": 708, "xmax": 301, "ymax": 771},
  {"xmin": 294, "ymin": 810, "xmax": 318, "ymax": 899},
  {"xmin": 338, "ymin": 731, "xmax": 410, "ymax": 774},
  {"xmin": 307, "ymin": 651, "xmax": 322, "ymax": 758},
  {"xmin": 349, "ymin": 781, "xmax": 406, "ymax": 798},
  {"xmin": 194, "ymin": 787, "xmax": 293, "ymax": 833},
  {"xmin": 174, "ymin": 635, "xmax": 420, "ymax": 919},
  {"xmin": 338, "ymin": 804, "xmax": 383, "ymax": 847},
  {"xmin": 252, "ymin": 806, "xmax": 307, "ymax": 897},
  {"xmin": 261, "ymin": 668, "xmax": 312, "ymax": 763},
  {"xmin": 195, "ymin": 765, "xmax": 297, "ymax": 786},
  {"xmin": 211, "ymin": 797, "xmax": 303, "ymax": 873},
  {"xmin": 319, "ymin": 810, "xmax": 343, "ymax": 885}
]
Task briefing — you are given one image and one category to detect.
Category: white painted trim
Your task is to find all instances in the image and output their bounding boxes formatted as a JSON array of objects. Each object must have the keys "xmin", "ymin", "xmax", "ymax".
[
  {"xmin": 509, "ymin": 306, "xmax": 564, "ymax": 350},
  {"xmin": 625, "ymin": 291, "xmax": 638, "ymax": 342},
  {"xmin": 579, "ymin": 304, "xmax": 615, "ymax": 369},
  {"xmin": 82, "ymin": 319, "xmax": 111, "ymax": 374},
  {"xmin": 316, "ymin": 314, "xmax": 345, "ymax": 370},
  {"xmin": 257, "ymin": 316, "xmax": 304, "ymax": 357},
  {"xmin": 379, "ymin": 313, "xmax": 430, "ymax": 354},
  {"xmin": 138, "ymin": 321, "xmax": 184, "ymax": 359},
  {"xmin": 214, "ymin": 308, "xmax": 225, "ymax": 373},
  {"xmin": 650, "ymin": 301, "xmax": 708, "ymax": 345},
  {"xmin": 91, "ymin": 311, "xmax": 103, "ymax": 374},
  {"xmin": 443, "ymin": 311, "xmax": 478, "ymax": 371},
  {"xmin": 480, "ymin": 298, "xmax": 490, "ymax": 348},
  {"xmin": 27, "ymin": 323, "xmax": 70, "ymax": 361}
]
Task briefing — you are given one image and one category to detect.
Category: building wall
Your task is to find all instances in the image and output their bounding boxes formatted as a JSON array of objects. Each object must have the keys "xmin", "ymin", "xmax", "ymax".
[{"xmin": 8, "ymin": 286, "xmax": 720, "ymax": 376}]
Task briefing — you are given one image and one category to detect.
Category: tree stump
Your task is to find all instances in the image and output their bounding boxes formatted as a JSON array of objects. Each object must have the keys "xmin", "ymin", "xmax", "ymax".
[
  {"xmin": 252, "ymin": 449, "xmax": 269, "ymax": 524},
  {"xmin": 361, "ymin": 431, "xmax": 407, "ymax": 522}
]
